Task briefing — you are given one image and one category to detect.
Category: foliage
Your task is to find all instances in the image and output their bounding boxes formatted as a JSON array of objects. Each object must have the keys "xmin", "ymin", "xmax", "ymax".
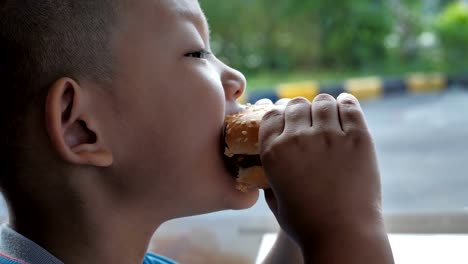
[
  {"xmin": 200, "ymin": 0, "xmax": 466, "ymax": 81},
  {"xmin": 435, "ymin": 1, "xmax": 468, "ymax": 71}
]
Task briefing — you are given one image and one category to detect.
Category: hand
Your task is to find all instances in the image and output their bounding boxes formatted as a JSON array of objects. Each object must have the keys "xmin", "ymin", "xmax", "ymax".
[{"xmin": 259, "ymin": 94, "xmax": 385, "ymax": 249}]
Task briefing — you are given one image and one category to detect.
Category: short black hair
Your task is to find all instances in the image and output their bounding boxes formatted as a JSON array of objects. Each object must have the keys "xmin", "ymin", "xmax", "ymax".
[{"xmin": 0, "ymin": 0, "xmax": 123, "ymax": 186}]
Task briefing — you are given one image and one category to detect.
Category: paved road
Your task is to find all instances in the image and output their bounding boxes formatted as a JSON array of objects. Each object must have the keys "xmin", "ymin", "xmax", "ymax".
[
  {"xmin": 1, "ymin": 88, "xmax": 467, "ymax": 261},
  {"xmin": 369, "ymin": 88, "xmax": 468, "ymax": 212},
  {"xmin": 240, "ymin": 86, "xmax": 468, "ymax": 215}
]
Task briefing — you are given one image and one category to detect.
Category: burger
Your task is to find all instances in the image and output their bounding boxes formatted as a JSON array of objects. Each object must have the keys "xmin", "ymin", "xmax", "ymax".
[{"xmin": 223, "ymin": 104, "xmax": 273, "ymax": 192}]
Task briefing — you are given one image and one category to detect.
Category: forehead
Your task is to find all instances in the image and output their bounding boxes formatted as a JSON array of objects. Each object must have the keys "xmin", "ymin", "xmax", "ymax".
[
  {"xmin": 155, "ymin": 0, "xmax": 203, "ymax": 19},
  {"xmin": 151, "ymin": 0, "xmax": 209, "ymax": 35},
  {"xmin": 156, "ymin": 0, "xmax": 210, "ymax": 38},
  {"xmin": 166, "ymin": 0, "xmax": 202, "ymax": 12}
]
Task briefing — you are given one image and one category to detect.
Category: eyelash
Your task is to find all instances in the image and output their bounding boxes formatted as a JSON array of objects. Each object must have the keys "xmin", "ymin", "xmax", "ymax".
[{"xmin": 185, "ymin": 49, "xmax": 212, "ymax": 59}]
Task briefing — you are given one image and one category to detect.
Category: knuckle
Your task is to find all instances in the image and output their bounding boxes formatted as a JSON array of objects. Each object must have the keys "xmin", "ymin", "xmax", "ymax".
[
  {"xmin": 286, "ymin": 109, "xmax": 303, "ymax": 120},
  {"xmin": 313, "ymin": 129, "xmax": 342, "ymax": 147},
  {"xmin": 284, "ymin": 130, "xmax": 302, "ymax": 141},
  {"xmin": 321, "ymin": 128, "xmax": 342, "ymax": 139},
  {"xmin": 261, "ymin": 147, "xmax": 274, "ymax": 162},
  {"xmin": 262, "ymin": 109, "xmax": 283, "ymax": 120},
  {"xmin": 340, "ymin": 104, "xmax": 363, "ymax": 122},
  {"xmin": 346, "ymin": 128, "xmax": 373, "ymax": 146},
  {"xmin": 314, "ymin": 103, "xmax": 332, "ymax": 119},
  {"xmin": 349, "ymin": 127, "xmax": 371, "ymax": 138},
  {"xmin": 282, "ymin": 130, "xmax": 309, "ymax": 148},
  {"xmin": 262, "ymin": 139, "xmax": 283, "ymax": 162}
]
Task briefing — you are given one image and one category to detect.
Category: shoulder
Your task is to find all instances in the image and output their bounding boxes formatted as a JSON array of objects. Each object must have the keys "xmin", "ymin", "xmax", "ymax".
[
  {"xmin": 0, "ymin": 253, "xmax": 25, "ymax": 264},
  {"xmin": 143, "ymin": 252, "xmax": 177, "ymax": 264}
]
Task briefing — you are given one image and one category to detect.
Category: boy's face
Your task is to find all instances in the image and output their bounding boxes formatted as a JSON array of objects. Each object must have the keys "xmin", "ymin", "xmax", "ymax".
[{"xmin": 105, "ymin": 0, "xmax": 258, "ymax": 217}]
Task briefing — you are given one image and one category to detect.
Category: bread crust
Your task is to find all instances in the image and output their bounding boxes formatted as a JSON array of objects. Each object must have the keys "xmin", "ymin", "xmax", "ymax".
[
  {"xmin": 235, "ymin": 166, "xmax": 269, "ymax": 192},
  {"xmin": 224, "ymin": 104, "xmax": 273, "ymax": 191},
  {"xmin": 224, "ymin": 104, "xmax": 272, "ymax": 157}
]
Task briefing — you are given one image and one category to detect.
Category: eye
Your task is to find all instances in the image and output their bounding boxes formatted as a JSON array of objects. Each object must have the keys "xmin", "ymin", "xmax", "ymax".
[{"xmin": 185, "ymin": 49, "xmax": 212, "ymax": 59}]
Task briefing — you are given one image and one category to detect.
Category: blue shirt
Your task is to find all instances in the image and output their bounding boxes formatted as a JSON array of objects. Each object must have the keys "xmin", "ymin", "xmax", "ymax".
[{"xmin": 0, "ymin": 224, "xmax": 176, "ymax": 264}]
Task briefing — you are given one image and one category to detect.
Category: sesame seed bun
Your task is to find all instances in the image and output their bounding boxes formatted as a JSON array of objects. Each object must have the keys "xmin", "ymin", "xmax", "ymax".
[
  {"xmin": 236, "ymin": 166, "xmax": 269, "ymax": 192},
  {"xmin": 224, "ymin": 104, "xmax": 273, "ymax": 191}
]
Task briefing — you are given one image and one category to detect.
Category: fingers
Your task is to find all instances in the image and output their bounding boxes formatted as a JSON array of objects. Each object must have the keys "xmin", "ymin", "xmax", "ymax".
[
  {"xmin": 337, "ymin": 93, "xmax": 369, "ymax": 133},
  {"xmin": 255, "ymin": 98, "xmax": 273, "ymax": 105},
  {"xmin": 312, "ymin": 94, "xmax": 341, "ymax": 131},
  {"xmin": 258, "ymin": 98, "xmax": 290, "ymax": 149},
  {"xmin": 259, "ymin": 93, "xmax": 367, "ymax": 139},
  {"xmin": 264, "ymin": 189, "xmax": 278, "ymax": 213},
  {"xmin": 275, "ymin": 98, "xmax": 291, "ymax": 106},
  {"xmin": 259, "ymin": 105, "xmax": 285, "ymax": 151},
  {"xmin": 284, "ymin": 97, "xmax": 312, "ymax": 132}
]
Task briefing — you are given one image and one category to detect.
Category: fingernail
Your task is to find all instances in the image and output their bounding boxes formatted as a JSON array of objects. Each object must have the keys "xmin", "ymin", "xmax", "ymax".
[{"xmin": 338, "ymin": 93, "xmax": 354, "ymax": 99}]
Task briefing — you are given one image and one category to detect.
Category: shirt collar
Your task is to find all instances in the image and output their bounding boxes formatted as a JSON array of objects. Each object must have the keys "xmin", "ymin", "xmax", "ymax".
[{"xmin": 0, "ymin": 224, "xmax": 63, "ymax": 264}]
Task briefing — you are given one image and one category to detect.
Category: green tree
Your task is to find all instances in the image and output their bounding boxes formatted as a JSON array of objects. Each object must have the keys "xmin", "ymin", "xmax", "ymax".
[
  {"xmin": 435, "ymin": 1, "xmax": 468, "ymax": 70},
  {"xmin": 201, "ymin": 0, "xmax": 461, "ymax": 76},
  {"xmin": 312, "ymin": 0, "xmax": 392, "ymax": 69}
]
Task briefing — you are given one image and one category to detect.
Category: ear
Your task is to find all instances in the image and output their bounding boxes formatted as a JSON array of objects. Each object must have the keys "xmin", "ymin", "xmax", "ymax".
[{"xmin": 45, "ymin": 77, "xmax": 113, "ymax": 167}]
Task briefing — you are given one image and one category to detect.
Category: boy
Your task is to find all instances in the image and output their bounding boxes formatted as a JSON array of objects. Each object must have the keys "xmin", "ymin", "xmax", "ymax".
[{"xmin": 0, "ymin": 0, "xmax": 394, "ymax": 263}]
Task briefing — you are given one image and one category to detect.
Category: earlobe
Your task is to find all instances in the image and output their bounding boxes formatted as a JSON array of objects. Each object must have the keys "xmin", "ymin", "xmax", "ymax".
[
  {"xmin": 70, "ymin": 145, "xmax": 114, "ymax": 167},
  {"xmin": 45, "ymin": 77, "xmax": 113, "ymax": 167}
]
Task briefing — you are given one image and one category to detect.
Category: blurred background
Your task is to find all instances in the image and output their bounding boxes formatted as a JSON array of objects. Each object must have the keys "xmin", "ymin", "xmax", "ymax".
[
  {"xmin": 147, "ymin": 1, "xmax": 468, "ymax": 263},
  {"xmin": 2, "ymin": 0, "xmax": 468, "ymax": 263},
  {"xmin": 201, "ymin": 0, "xmax": 468, "ymax": 88},
  {"xmin": 150, "ymin": 1, "xmax": 468, "ymax": 263}
]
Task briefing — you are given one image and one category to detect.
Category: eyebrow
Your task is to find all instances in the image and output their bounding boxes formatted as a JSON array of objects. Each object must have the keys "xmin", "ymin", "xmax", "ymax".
[{"xmin": 176, "ymin": 8, "xmax": 211, "ymax": 42}]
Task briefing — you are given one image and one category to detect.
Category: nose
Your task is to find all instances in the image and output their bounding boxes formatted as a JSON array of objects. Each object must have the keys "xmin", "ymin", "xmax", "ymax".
[{"xmin": 221, "ymin": 65, "xmax": 246, "ymax": 102}]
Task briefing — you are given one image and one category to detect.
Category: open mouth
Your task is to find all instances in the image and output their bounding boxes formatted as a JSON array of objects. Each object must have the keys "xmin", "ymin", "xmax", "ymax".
[
  {"xmin": 220, "ymin": 124, "xmax": 263, "ymax": 179},
  {"xmin": 228, "ymin": 155, "xmax": 262, "ymax": 169},
  {"xmin": 222, "ymin": 153, "xmax": 239, "ymax": 178},
  {"xmin": 221, "ymin": 124, "xmax": 239, "ymax": 178}
]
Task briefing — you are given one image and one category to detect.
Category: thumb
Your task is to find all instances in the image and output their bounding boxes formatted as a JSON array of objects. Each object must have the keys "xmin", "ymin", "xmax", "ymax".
[{"xmin": 264, "ymin": 189, "xmax": 279, "ymax": 214}]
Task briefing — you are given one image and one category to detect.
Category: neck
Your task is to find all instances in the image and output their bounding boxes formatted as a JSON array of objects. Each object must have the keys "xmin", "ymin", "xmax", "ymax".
[{"xmin": 6, "ymin": 174, "xmax": 163, "ymax": 264}]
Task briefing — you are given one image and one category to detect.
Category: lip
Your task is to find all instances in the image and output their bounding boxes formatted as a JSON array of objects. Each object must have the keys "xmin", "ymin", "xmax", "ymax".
[
  {"xmin": 220, "ymin": 104, "xmax": 245, "ymax": 179},
  {"xmin": 225, "ymin": 102, "xmax": 246, "ymax": 116},
  {"xmin": 219, "ymin": 101, "xmax": 247, "ymax": 179},
  {"xmin": 220, "ymin": 128, "xmax": 239, "ymax": 179}
]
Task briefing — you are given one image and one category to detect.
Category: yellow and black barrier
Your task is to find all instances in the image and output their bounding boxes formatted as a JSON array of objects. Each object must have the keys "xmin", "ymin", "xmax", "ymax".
[{"xmin": 244, "ymin": 72, "xmax": 464, "ymax": 104}]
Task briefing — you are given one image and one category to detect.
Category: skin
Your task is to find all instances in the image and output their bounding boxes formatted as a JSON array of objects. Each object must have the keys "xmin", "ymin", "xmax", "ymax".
[
  {"xmin": 11, "ymin": 0, "xmax": 258, "ymax": 263},
  {"xmin": 260, "ymin": 94, "xmax": 395, "ymax": 263},
  {"xmin": 7, "ymin": 0, "xmax": 393, "ymax": 263}
]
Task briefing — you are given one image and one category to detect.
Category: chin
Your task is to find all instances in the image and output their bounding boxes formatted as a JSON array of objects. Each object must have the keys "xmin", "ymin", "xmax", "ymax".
[
  {"xmin": 225, "ymin": 186, "xmax": 260, "ymax": 210},
  {"xmin": 189, "ymin": 130, "xmax": 260, "ymax": 212},
  {"xmin": 233, "ymin": 192, "xmax": 260, "ymax": 210},
  {"xmin": 214, "ymin": 167, "xmax": 261, "ymax": 211},
  {"xmin": 179, "ymin": 186, "xmax": 259, "ymax": 218}
]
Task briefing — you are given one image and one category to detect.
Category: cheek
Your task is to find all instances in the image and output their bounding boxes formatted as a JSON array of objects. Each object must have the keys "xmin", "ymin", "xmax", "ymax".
[
  {"xmin": 163, "ymin": 66, "xmax": 226, "ymax": 137},
  {"xmin": 115, "ymin": 59, "xmax": 228, "ymax": 187},
  {"xmin": 170, "ymin": 91, "xmax": 224, "ymax": 159},
  {"xmin": 147, "ymin": 73, "xmax": 226, "ymax": 162}
]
